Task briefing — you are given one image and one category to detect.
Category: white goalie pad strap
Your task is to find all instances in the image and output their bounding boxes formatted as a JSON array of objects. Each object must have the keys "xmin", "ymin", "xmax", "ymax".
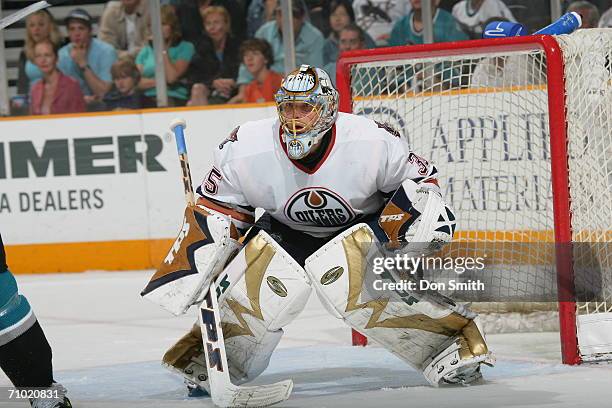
[
  {"xmin": 141, "ymin": 205, "xmax": 241, "ymax": 315},
  {"xmin": 218, "ymin": 230, "xmax": 313, "ymax": 337},
  {"xmin": 305, "ymin": 223, "xmax": 488, "ymax": 370}
]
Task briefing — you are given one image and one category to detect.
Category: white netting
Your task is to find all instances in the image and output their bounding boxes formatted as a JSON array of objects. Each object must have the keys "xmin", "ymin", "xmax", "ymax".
[
  {"xmin": 556, "ymin": 30, "xmax": 612, "ymax": 317},
  {"xmin": 345, "ymin": 30, "xmax": 612, "ymax": 338}
]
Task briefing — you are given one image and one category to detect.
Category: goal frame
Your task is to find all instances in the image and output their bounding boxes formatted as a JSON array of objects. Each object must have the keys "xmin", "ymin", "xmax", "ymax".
[{"xmin": 336, "ymin": 35, "xmax": 579, "ymax": 365}]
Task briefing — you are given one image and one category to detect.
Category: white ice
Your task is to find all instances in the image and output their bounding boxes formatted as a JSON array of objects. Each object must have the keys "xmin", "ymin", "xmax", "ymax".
[{"xmin": 2, "ymin": 271, "xmax": 611, "ymax": 407}]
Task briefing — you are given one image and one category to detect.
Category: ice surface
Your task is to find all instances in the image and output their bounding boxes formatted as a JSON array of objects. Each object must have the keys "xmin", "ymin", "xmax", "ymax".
[{"xmin": 2, "ymin": 271, "xmax": 611, "ymax": 407}]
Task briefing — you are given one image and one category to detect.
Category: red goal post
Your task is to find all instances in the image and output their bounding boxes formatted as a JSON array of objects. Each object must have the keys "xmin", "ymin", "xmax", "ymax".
[{"xmin": 336, "ymin": 32, "xmax": 612, "ymax": 365}]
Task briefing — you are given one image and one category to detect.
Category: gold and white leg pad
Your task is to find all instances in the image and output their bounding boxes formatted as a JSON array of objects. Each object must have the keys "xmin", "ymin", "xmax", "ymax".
[
  {"xmin": 305, "ymin": 223, "xmax": 494, "ymax": 385},
  {"xmin": 163, "ymin": 231, "xmax": 312, "ymax": 387}
]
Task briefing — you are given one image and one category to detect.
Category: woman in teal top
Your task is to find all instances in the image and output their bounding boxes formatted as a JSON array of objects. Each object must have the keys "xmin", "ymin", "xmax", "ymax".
[
  {"xmin": 16, "ymin": 9, "xmax": 63, "ymax": 96},
  {"xmin": 136, "ymin": 5, "xmax": 195, "ymax": 107},
  {"xmin": 389, "ymin": 1, "xmax": 468, "ymax": 46}
]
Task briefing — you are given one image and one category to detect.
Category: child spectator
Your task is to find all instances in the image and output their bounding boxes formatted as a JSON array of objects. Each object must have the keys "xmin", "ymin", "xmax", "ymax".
[
  {"xmin": 58, "ymin": 9, "xmax": 117, "ymax": 103},
  {"xmin": 389, "ymin": 0, "xmax": 469, "ymax": 46},
  {"xmin": 187, "ymin": 6, "xmax": 241, "ymax": 106},
  {"xmin": 236, "ymin": 1, "xmax": 324, "ymax": 90},
  {"xmin": 136, "ymin": 5, "xmax": 195, "ymax": 107},
  {"xmin": 99, "ymin": 0, "xmax": 150, "ymax": 60},
  {"xmin": 452, "ymin": 0, "xmax": 516, "ymax": 39},
  {"xmin": 30, "ymin": 40, "xmax": 85, "ymax": 115},
  {"xmin": 103, "ymin": 59, "xmax": 143, "ymax": 110},
  {"xmin": 323, "ymin": 0, "xmax": 376, "ymax": 67},
  {"xmin": 16, "ymin": 9, "xmax": 63, "ymax": 97},
  {"xmin": 229, "ymin": 39, "xmax": 283, "ymax": 104},
  {"xmin": 353, "ymin": 0, "xmax": 412, "ymax": 46}
]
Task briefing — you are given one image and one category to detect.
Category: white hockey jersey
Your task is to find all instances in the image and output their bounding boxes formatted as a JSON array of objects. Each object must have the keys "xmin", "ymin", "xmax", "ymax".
[{"xmin": 198, "ymin": 112, "xmax": 437, "ymax": 238}]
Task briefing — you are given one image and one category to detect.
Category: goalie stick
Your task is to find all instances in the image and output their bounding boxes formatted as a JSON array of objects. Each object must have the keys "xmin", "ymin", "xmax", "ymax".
[
  {"xmin": 0, "ymin": 1, "xmax": 68, "ymax": 30},
  {"xmin": 169, "ymin": 118, "xmax": 293, "ymax": 408}
]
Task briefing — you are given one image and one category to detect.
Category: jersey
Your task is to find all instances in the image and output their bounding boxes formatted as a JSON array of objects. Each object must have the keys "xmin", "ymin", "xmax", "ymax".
[
  {"xmin": 452, "ymin": 0, "xmax": 516, "ymax": 39},
  {"xmin": 199, "ymin": 112, "xmax": 437, "ymax": 238},
  {"xmin": 353, "ymin": 0, "xmax": 412, "ymax": 46}
]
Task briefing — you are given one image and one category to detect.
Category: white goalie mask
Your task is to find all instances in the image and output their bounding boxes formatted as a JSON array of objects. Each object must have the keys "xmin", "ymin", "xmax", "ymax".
[{"xmin": 275, "ymin": 65, "xmax": 339, "ymax": 160}]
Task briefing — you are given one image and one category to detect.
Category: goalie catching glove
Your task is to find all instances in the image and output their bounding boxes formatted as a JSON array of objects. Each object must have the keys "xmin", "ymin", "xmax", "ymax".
[{"xmin": 377, "ymin": 178, "xmax": 457, "ymax": 255}]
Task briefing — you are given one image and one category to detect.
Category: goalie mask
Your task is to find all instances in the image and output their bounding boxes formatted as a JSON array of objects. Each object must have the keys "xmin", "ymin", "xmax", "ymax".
[{"xmin": 275, "ymin": 65, "xmax": 339, "ymax": 160}]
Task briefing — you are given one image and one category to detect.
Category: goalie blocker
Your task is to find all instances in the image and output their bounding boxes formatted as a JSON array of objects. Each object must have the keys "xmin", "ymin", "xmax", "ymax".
[{"xmin": 141, "ymin": 205, "xmax": 241, "ymax": 315}]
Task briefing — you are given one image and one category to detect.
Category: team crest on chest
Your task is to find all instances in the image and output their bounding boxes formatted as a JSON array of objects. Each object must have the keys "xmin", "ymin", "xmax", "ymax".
[{"xmin": 284, "ymin": 188, "xmax": 356, "ymax": 227}]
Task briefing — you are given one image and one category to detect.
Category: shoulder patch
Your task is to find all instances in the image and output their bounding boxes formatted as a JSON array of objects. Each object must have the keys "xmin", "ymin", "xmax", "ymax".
[
  {"xmin": 375, "ymin": 121, "xmax": 400, "ymax": 138},
  {"xmin": 219, "ymin": 126, "xmax": 240, "ymax": 150}
]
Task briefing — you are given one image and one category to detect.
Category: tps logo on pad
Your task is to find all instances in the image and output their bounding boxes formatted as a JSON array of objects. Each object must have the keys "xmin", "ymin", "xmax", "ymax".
[{"xmin": 284, "ymin": 188, "xmax": 355, "ymax": 227}]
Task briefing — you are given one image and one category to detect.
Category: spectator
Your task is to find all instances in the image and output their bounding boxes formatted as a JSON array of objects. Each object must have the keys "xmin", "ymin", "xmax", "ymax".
[
  {"xmin": 99, "ymin": 0, "xmax": 150, "ymax": 60},
  {"xmin": 247, "ymin": 0, "xmax": 309, "ymax": 38},
  {"xmin": 58, "ymin": 8, "xmax": 117, "ymax": 104},
  {"xmin": 30, "ymin": 40, "xmax": 85, "ymax": 115},
  {"xmin": 324, "ymin": 24, "xmax": 368, "ymax": 85},
  {"xmin": 353, "ymin": 0, "xmax": 412, "ymax": 46},
  {"xmin": 136, "ymin": 5, "xmax": 195, "ymax": 107},
  {"xmin": 304, "ymin": 0, "xmax": 328, "ymax": 35},
  {"xmin": 452, "ymin": 0, "xmax": 516, "ymax": 39},
  {"xmin": 389, "ymin": 0, "xmax": 469, "ymax": 46},
  {"xmin": 187, "ymin": 6, "xmax": 241, "ymax": 106},
  {"xmin": 236, "ymin": 1, "xmax": 324, "ymax": 89},
  {"xmin": 470, "ymin": 17, "xmax": 543, "ymax": 88},
  {"xmin": 566, "ymin": 1, "xmax": 600, "ymax": 28},
  {"xmin": 103, "ymin": 59, "xmax": 143, "ymax": 110},
  {"xmin": 16, "ymin": 9, "xmax": 63, "ymax": 97},
  {"xmin": 229, "ymin": 39, "xmax": 283, "ymax": 104},
  {"xmin": 176, "ymin": 0, "xmax": 245, "ymax": 43},
  {"xmin": 600, "ymin": 6, "xmax": 612, "ymax": 27},
  {"xmin": 323, "ymin": 0, "xmax": 376, "ymax": 67},
  {"xmin": 470, "ymin": 52, "xmax": 543, "ymax": 88}
]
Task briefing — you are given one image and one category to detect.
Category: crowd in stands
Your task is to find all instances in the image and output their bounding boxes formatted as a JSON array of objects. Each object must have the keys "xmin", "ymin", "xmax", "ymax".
[{"xmin": 10, "ymin": 0, "xmax": 612, "ymax": 115}]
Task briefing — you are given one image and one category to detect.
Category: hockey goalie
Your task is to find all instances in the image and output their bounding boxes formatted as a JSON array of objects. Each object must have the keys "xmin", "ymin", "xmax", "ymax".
[{"xmin": 141, "ymin": 65, "xmax": 494, "ymax": 402}]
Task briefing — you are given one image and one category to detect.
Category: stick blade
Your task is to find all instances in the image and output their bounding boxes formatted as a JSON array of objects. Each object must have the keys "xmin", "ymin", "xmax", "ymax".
[
  {"xmin": 211, "ymin": 379, "xmax": 293, "ymax": 408},
  {"xmin": 0, "ymin": 1, "xmax": 50, "ymax": 30}
]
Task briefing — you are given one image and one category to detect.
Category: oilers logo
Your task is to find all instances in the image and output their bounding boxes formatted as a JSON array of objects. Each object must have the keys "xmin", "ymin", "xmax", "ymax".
[
  {"xmin": 284, "ymin": 188, "xmax": 356, "ymax": 227},
  {"xmin": 287, "ymin": 139, "xmax": 304, "ymax": 158}
]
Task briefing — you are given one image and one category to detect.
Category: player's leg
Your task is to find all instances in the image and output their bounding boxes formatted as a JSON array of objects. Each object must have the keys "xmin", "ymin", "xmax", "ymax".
[
  {"xmin": 0, "ymin": 270, "xmax": 71, "ymax": 407},
  {"xmin": 163, "ymin": 226, "xmax": 313, "ymax": 390},
  {"xmin": 305, "ymin": 178, "xmax": 494, "ymax": 387},
  {"xmin": 305, "ymin": 224, "xmax": 493, "ymax": 386}
]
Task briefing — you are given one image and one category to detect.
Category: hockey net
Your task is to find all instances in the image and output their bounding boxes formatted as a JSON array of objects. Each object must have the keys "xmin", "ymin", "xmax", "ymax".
[{"xmin": 337, "ymin": 30, "xmax": 612, "ymax": 364}]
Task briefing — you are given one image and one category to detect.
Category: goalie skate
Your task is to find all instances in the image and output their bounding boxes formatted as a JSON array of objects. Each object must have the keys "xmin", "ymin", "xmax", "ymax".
[{"xmin": 422, "ymin": 333, "xmax": 495, "ymax": 386}]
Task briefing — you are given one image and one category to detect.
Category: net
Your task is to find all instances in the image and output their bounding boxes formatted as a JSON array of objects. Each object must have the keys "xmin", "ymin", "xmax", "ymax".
[{"xmin": 343, "ymin": 30, "xmax": 612, "ymax": 350}]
